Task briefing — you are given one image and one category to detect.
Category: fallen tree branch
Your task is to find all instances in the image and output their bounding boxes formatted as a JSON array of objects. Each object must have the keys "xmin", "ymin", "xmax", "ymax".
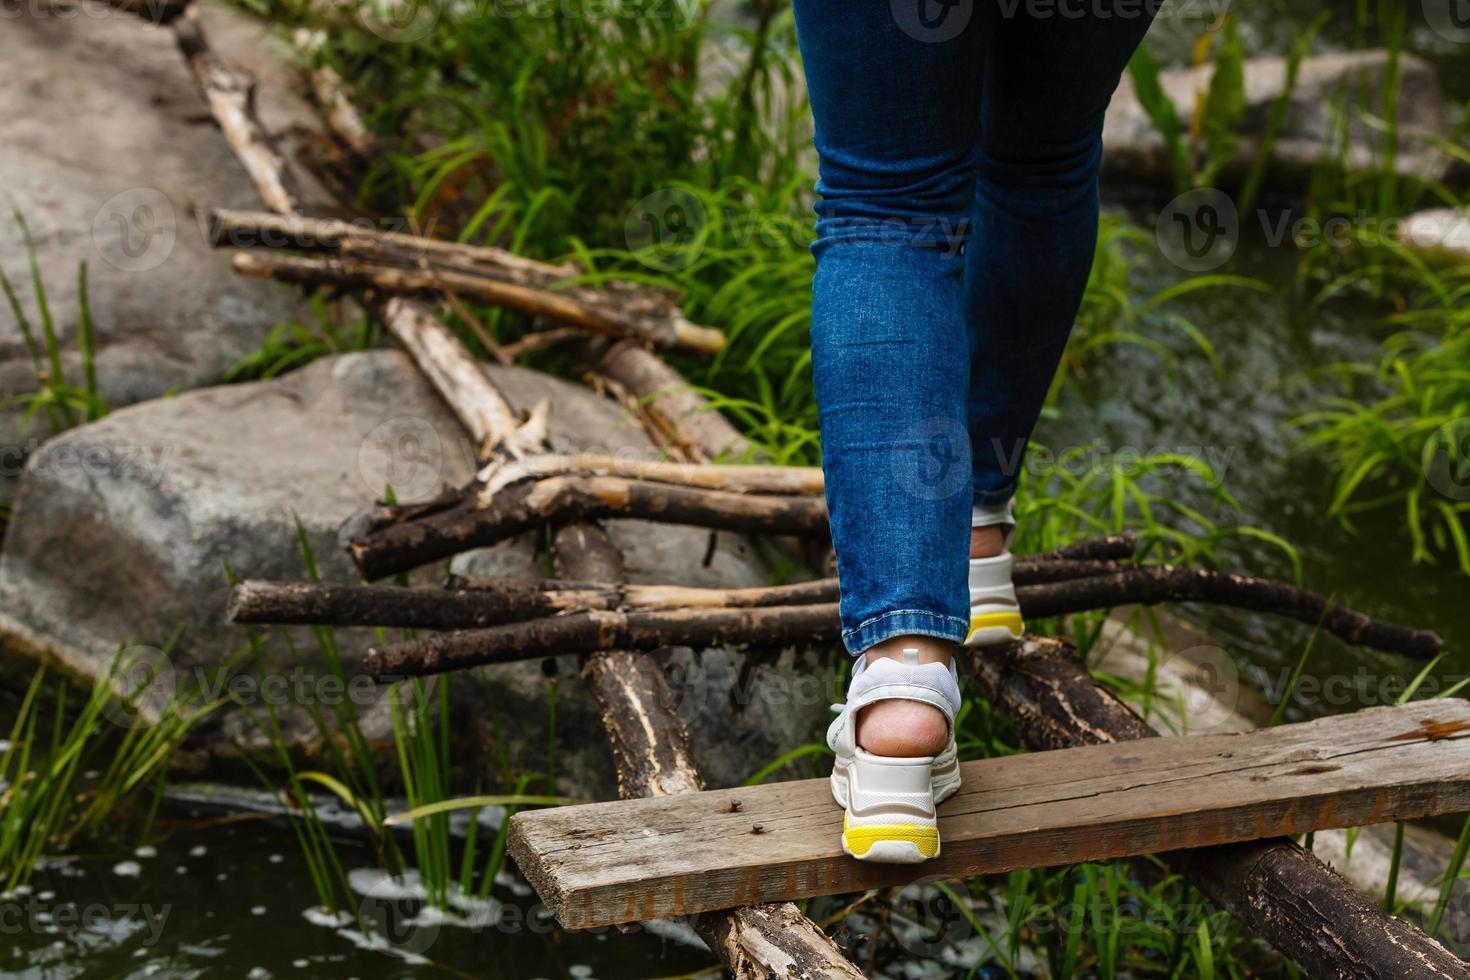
[
  {"xmin": 230, "ymin": 551, "xmax": 1130, "ymax": 629},
  {"xmin": 349, "ymin": 475, "xmax": 830, "ymax": 580},
  {"xmin": 173, "ymin": 8, "xmax": 300, "ymax": 216},
  {"xmin": 473, "ymin": 452, "xmax": 823, "ymax": 502},
  {"xmin": 1021, "ymin": 565, "xmax": 1444, "ymax": 658},
  {"xmin": 967, "ymin": 637, "xmax": 1469, "ymax": 980},
  {"xmin": 359, "ymin": 562, "xmax": 1441, "ymax": 677},
  {"xmin": 213, "ymin": 211, "xmax": 725, "ymax": 355}
]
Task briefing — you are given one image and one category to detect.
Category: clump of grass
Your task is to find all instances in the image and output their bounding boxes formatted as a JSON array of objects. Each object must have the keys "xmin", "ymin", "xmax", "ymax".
[
  {"xmin": 1292, "ymin": 308, "xmax": 1470, "ymax": 573},
  {"xmin": 0, "ymin": 211, "xmax": 107, "ymax": 435},
  {"xmin": 225, "ymin": 292, "xmax": 379, "ymax": 382},
  {"xmin": 0, "ymin": 647, "xmax": 216, "ymax": 892}
]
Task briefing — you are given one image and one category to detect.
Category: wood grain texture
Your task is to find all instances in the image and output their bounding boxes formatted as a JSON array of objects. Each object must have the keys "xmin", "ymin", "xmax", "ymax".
[{"xmin": 509, "ymin": 701, "xmax": 1470, "ymax": 929}]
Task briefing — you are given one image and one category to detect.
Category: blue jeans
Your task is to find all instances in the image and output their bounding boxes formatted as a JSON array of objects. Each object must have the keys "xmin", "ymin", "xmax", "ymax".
[{"xmin": 794, "ymin": 0, "xmax": 1156, "ymax": 655}]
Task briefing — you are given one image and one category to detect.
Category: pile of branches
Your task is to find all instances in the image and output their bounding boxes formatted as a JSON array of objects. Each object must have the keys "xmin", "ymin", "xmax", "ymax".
[{"xmin": 231, "ymin": 452, "xmax": 1443, "ymax": 680}]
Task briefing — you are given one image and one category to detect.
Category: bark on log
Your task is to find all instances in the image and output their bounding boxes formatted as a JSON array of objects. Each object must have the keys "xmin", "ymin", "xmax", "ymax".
[
  {"xmin": 553, "ymin": 522, "xmax": 862, "ymax": 977},
  {"xmin": 231, "ymin": 552, "xmax": 1127, "ymax": 629},
  {"xmin": 349, "ymin": 475, "xmax": 829, "ymax": 580},
  {"xmin": 968, "ymin": 637, "xmax": 1470, "ymax": 980},
  {"xmin": 1022, "ymin": 565, "xmax": 1444, "ymax": 658},
  {"xmin": 361, "ymin": 563, "xmax": 1441, "ymax": 677},
  {"xmin": 291, "ymin": 30, "xmax": 377, "ymax": 159}
]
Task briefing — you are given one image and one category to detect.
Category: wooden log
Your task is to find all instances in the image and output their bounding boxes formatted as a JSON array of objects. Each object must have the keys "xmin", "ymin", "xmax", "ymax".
[
  {"xmin": 507, "ymin": 699, "xmax": 1470, "ymax": 928},
  {"xmin": 378, "ymin": 297, "xmax": 521, "ymax": 459},
  {"xmin": 173, "ymin": 7, "xmax": 300, "ymax": 216},
  {"xmin": 576, "ymin": 337, "xmax": 757, "ymax": 463},
  {"xmin": 349, "ymin": 476, "xmax": 829, "ymax": 580},
  {"xmin": 213, "ymin": 211, "xmax": 725, "ymax": 355},
  {"xmin": 361, "ymin": 565, "xmax": 1442, "ymax": 677},
  {"xmin": 968, "ymin": 637, "xmax": 1470, "ymax": 980},
  {"xmin": 553, "ymin": 522, "xmax": 862, "ymax": 977},
  {"xmin": 1022, "ymin": 565, "xmax": 1444, "ymax": 659},
  {"xmin": 230, "ymin": 554, "xmax": 1126, "ymax": 629},
  {"xmin": 473, "ymin": 453, "xmax": 824, "ymax": 502}
]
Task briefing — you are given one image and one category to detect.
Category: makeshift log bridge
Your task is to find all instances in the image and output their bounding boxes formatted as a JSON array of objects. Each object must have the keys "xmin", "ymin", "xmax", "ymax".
[
  {"xmin": 508, "ymin": 701, "xmax": 1470, "ymax": 928},
  {"xmin": 134, "ymin": 3, "xmax": 1470, "ymax": 975}
]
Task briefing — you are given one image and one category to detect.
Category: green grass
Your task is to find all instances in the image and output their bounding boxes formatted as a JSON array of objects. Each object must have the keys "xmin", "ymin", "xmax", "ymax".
[{"xmin": 0, "ymin": 648, "xmax": 216, "ymax": 892}]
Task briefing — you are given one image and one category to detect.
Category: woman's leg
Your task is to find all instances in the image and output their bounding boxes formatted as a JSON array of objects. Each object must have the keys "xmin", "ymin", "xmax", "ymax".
[
  {"xmin": 964, "ymin": 4, "xmax": 1158, "ymax": 520},
  {"xmin": 792, "ymin": 0, "xmax": 986, "ymax": 755}
]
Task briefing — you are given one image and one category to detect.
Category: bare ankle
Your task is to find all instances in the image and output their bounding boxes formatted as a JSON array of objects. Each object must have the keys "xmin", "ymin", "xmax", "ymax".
[{"xmin": 970, "ymin": 524, "xmax": 1005, "ymax": 559}]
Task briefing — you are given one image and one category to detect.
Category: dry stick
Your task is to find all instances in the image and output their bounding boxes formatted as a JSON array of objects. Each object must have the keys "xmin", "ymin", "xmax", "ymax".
[
  {"xmin": 472, "ymin": 452, "xmax": 825, "ymax": 502},
  {"xmin": 349, "ymin": 476, "xmax": 830, "ymax": 580},
  {"xmin": 173, "ymin": 8, "xmax": 300, "ymax": 216},
  {"xmin": 575, "ymin": 336, "xmax": 758, "ymax": 464},
  {"xmin": 291, "ymin": 29, "xmax": 377, "ymax": 158},
  {"xmin": 212, "ymin": 210, "xmax": 726, "ymax": 355},
  {"xmin": 229, "ymin": 552, "xmax": 1128, "ymax": 628},
  {"xmin": 171, "ymin": 22, "xmax": 855, "ymax": 975},
  {"xmin": 362, "ymin": 566, "xmax": 1441, "ymax": 677},
  {"xmin": 968, "ymin": 637, "xmax": 1469, "ymax": 980}
]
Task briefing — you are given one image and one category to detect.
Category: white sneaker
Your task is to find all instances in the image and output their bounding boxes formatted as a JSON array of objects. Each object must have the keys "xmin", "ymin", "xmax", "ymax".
[
  {"xmin": 965, "ymin": 500, "xmax": 1024, "ymax": 646},
  {"xmin": 827, "ymin": 649, "xmax": 962, "ymax": 863}
]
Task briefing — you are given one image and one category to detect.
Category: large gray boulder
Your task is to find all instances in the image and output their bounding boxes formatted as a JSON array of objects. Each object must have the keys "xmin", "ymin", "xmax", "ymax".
[
  {"xmin": 0, "ymin": 0, "xmax": 328, "ymax": 460},
  {"xmin": 1103, "ymin": 50, "xmax": 1454, "ymax": 186},
  {"xmin": 0, "ymin": 351, "xmax": 829, "ymax": 796}
]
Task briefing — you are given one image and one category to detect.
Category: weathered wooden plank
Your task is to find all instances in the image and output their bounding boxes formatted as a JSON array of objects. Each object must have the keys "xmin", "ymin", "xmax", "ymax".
[{"xmin": 509, "ymin": 701, "xmax": 1470, "ymax": 929}]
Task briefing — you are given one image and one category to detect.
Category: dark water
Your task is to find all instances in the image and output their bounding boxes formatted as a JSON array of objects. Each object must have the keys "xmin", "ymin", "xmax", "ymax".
[{"xmin": 5, "ymin": 3, "xmax": 1470, "ymax": 978}]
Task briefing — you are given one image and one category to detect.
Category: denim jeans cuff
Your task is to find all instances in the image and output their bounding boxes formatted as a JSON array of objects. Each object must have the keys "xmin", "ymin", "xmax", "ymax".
[
  {"xmin": 973, "ymin": 486, "xmax": 1017, "ymax": 507},
  {"xmin": 842, "ymin": 609, "xmax": 968, "ymax": 657}
]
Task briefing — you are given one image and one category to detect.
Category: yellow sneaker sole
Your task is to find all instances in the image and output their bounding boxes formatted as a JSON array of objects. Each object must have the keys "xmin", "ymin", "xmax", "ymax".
[{"xmin": 965, "ymin": 611, "xmax": 1024, "ymax": 645}]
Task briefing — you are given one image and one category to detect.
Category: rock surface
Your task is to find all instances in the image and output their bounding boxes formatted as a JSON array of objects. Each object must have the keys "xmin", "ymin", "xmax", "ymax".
[
  {"xmin": 0, "ymin": 351, "xmax": 829, "ymax": 796},
  {"xmin": 1103, "ymin": 50, "xmax": 1454, "ymax": 186},
  {"xmin": 0, "ymin": 0, "xmax": 328, "ymax": 465}
]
